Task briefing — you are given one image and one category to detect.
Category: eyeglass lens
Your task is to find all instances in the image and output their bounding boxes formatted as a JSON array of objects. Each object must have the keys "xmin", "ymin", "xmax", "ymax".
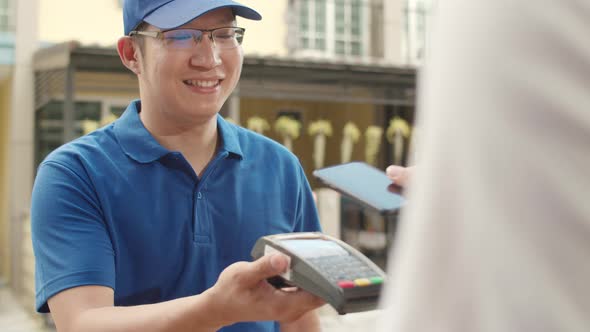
[{"xmin": 162, "ymin": 28, "xmax": 244, "ymax": 49}]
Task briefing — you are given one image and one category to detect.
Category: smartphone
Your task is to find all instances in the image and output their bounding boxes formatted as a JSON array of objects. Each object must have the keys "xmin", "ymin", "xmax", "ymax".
[{"xmin": 313, "ymin": 162, "xmax": 405, "ymax": 215}]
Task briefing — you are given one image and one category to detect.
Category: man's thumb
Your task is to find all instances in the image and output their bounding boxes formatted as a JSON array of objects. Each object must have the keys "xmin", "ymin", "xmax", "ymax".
[{"xmin": 245, "ymin": 253, "xmax": 289, "ymax": 285}]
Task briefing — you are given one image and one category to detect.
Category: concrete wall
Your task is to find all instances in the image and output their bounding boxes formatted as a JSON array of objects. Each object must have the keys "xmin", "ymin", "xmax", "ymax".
[
  {"xmin": 384, "ymin": 0, "xmax": 404, "ymax": 65},
  {"xmin": 9, "ymin": 0, "xmax": 38, "ymax": 294},
  {"xmin": 38, "ymin": 0, "xmax": 122, "ymax": 47},
  {"xmin": 236, "ymin": 0, "xmax": 288, "ymax": 57},
  {"xmin": 0, "ymin": 76, "xmax": 12, "ymax": 284}
]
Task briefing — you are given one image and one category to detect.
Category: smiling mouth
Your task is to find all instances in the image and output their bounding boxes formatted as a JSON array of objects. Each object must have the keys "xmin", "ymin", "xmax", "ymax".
[{"xmin": 183, "ymin": 79, "xmax": 221, "ymax": 88}]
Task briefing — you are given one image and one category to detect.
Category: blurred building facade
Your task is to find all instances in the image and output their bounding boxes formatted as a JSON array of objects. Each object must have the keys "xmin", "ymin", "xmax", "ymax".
[
  {"xmin": 1, "ymin": 0, "xmax": 434, "ymax": 316},
  {"xmin": 403, "ymin": 0, "xmax": 435, "ymax": 65},
  {"xmin": 0, "ymin": 0, "xmax": 15, "ymax": 290}
]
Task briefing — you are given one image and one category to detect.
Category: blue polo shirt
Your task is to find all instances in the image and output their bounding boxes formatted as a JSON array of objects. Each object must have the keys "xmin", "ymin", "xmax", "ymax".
[{"xmin": 31, "ymin": 100, "xmax": 321, "ymax": 331}]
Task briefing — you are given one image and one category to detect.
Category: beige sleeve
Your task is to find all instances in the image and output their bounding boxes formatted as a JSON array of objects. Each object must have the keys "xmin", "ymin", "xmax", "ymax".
[{"xmin": 378, "ymin": 1, "xmax": 590, "ymax": 331}]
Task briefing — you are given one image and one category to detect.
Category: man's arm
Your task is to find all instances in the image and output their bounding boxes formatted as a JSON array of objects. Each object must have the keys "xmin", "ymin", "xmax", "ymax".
[
  {"xmin": 49, "ymin": 254, "xmax": 324, "ymax": 332},
  {"xmin": 49, "ymin": 286, "xmax": 220, "ymax": 332}
]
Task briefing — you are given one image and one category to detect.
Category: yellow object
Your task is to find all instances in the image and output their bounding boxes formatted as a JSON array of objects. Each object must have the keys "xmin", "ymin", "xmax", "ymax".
[
  {"xmin": 274, "ymin": 116, "xmax": 301, "ymax": 151},
  {"xmin": 365, "ymin": 126, "xmax": 383, "ymax": 165},
  {"xmin": 366, "ymin": 126, "xmax": 383, "ymax": 141},
  {"xmin": 386, "ymin": 117, "xmax": 411, "ymax": 143},
  {"xmin": 308, "ymin": 120, "xmax": 333, "ymax": 137},
  {"xmin": 354, "ymin": 278, "xmax": 371, "ymax": 287},
  {"xmin": 247, "ymin": 116, "xmax": 270, "ymax": 134},
  {"xmin": 341, "ymin": 122, "xmax": 360, "ymax": 163},
  {"xmin": 81, "ymin": 120, "xmax": 99, "ymax": 135},
  {"xmin": 343, "ymin": 122, "xmax": 361, "ymax": 142},
  {"xmin": 274, "ymin": 116, "xmax": 301, "ymax": 139},
  {"xmin": 82, "ymin": 113, "xmax": 121, "ymax": 135},
  {"xmin": 101, "ymin": 113, "xmax": 119, "ymax": 127},
  {"xmin": 309, "ymin": 120, "xmax": 333, "ymax": 169},
  {"xmin": 224, "ymin": 117, "xmax": 237, "ymax": 125}
]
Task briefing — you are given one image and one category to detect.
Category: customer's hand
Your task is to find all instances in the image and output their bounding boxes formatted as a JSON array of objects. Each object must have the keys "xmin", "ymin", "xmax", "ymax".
[
  {"xmin": 205, "ymin": 254, "xmax": 325, "ymax": 327},
  {"xmin": 386, "ymin": 165, "xmax": 414, "ymax": 188}
]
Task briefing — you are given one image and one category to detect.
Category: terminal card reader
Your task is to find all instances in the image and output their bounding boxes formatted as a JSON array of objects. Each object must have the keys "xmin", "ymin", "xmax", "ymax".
[{"xmin": 251, "ymin": 232, "xmax": 386, "ymax": 314}]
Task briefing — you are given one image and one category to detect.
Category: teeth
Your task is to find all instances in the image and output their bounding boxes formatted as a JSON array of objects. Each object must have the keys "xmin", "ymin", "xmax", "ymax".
[{"xmin": 184, "ymin": 80, "xmax": 219, "ymax": 87}]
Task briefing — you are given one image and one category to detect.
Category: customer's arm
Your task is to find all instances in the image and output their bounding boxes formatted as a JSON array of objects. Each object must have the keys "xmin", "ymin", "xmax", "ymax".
[
  {"xmin": 48, "ymin": 254, "xmax": 324, "ymax": 332},
  {"xmin": 378, "ymin": 0, "xmax": 590, "ymax": 331}
]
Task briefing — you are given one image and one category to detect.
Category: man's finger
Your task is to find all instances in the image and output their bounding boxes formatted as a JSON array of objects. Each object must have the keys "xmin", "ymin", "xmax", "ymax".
[{"xmin": 275, "ymin": 288, "xmax": 325, "ymax": 309}]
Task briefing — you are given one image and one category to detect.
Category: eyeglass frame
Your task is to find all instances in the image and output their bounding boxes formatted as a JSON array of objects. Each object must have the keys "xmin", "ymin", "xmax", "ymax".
[{"xmin": 128, "ymin": 26, "xmax": 246, "ymax": 49}]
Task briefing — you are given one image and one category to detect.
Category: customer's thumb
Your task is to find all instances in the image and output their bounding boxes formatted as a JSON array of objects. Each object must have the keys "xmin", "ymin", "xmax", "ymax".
[{"xmin": 386, "ymin": 165, "xmax": 405, "ymax": 180}]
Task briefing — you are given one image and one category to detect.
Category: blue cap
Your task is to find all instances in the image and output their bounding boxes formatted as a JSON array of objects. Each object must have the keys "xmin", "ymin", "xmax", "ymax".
[{"xmin": 123, "ymin": 0, "xmax": 262, "ymax": 35}]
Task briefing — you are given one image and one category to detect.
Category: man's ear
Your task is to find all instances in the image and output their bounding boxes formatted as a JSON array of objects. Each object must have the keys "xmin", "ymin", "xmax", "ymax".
[{"xmin": 117, "ymin": 37, "xmax": 142, "ymax": 75}]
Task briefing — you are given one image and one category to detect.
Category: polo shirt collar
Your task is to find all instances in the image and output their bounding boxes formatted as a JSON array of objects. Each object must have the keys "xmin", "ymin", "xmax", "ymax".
[
  {"xmin": 216, "ymin": 114, "xmax": 243, "ymax": 159},
  {"xmin": 114, "ymin": 100, "xmax": 243, "ymax": 163}
]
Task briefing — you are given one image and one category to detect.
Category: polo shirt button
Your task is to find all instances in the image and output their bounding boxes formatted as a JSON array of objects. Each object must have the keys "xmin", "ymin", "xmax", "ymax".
[{"xmin": 197, "ymin": 192, "xmax": 202, "ymax": 199}]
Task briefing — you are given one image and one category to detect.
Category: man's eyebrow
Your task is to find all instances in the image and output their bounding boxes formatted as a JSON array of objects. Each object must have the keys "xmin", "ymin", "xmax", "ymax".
[
  {"xmin": 216, "ymin": 16, "xmax": 237, "ymax": 25},
  {"xmin": 219, "ymin": 21, "xmax": 237, "ymax": 26}
]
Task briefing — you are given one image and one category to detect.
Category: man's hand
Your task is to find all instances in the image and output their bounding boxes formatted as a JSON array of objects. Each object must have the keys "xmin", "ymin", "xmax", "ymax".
[
  {"xmin": 386, "ymin": 165, "xmax": 414, "ymax": 188},
  {"xmin": 205, "ymin": 254, "xmax": 325, "ymax": 327}
]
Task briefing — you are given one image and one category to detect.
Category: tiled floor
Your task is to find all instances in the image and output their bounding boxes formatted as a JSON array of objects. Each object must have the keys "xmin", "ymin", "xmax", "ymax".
[{"xmin": 0, "ymin": 285, "xmax": 379, "ymax": 332}]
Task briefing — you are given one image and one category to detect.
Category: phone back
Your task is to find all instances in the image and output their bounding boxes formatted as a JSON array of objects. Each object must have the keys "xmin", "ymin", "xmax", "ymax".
[{"xmin": 313, "ymin": 162, "xmax": 405, "ymax": 215}]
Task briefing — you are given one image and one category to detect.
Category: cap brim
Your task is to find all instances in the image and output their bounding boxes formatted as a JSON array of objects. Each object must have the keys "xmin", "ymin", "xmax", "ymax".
[{"xmin": 144, "ymin": 0, "xmax": 262, "ymax": 30}]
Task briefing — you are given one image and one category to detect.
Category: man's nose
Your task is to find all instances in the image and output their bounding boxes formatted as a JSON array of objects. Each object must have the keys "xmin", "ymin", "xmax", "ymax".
[
  {"xmin": 189, "ymin": 36, "xmax": 221, "ymax": 68},
  {"xmin": 193, "ymin": 31, "xmax": 215, "ymax": 45}
]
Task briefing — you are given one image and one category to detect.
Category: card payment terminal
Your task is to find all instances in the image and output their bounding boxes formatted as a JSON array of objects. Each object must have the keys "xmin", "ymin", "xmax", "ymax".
[{"xmin": 251, "ymin": 232, "xmax": 386, "ymax": 314}]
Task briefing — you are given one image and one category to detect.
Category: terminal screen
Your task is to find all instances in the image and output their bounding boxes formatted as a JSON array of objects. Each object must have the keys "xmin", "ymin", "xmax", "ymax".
[{"xmin": 280, "ymin": 239, "xmax": 348, "ymax": 258}]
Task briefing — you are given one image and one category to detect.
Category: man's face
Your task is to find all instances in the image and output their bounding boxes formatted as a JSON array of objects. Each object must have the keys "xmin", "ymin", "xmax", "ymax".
[{"xmin": 137, "ymin": 8, "xmax": 243, "ymax": 124}]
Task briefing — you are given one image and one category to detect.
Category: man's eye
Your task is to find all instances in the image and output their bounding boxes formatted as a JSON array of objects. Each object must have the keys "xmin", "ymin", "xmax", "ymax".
[
  {"xmin": 166, "ymin": 33, "xmax": 193, "ymax": 41},
  {"xmin": 216, "ymin": 34, "xmax": 234, "ymax": 40}
]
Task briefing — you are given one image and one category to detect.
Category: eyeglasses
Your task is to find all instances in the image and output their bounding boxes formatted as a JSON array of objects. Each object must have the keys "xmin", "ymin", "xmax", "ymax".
[{"xmin": 129, "ymin": 27, "xmax": 245, "ymax": 50}]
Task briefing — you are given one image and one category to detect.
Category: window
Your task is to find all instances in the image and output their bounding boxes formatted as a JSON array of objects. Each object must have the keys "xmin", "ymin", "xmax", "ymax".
[
  {"xmin": 110, "ymin": 105, "xmax": 127, "ymax": 117},
  {"xmin": 292, "ymin": 0, "xmax": 370, "ymax": 58},
  {"xmin": 35, "ymin": 101, "xmax": 65, "ymax": 166},
  {"xmin": 403, "ymin": 0, "xmax": 433, "ymax": 65},
  {"xmin": 334, "ymin": 0, "xmax": 363, "ymax": 56},
  {"xmin": 0, "ymin": 0, "xmax": 15, "ymax": 33},
  {"xmin": 35, "ymin": 101, "xmax": 101, "ymax": 166},
  {"xmin": 298, "ymin": 0, "xmax": 327, "ymax": 51}
]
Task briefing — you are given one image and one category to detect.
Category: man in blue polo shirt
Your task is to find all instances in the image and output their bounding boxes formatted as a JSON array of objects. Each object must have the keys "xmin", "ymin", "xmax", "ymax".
[{"xmin": 30, "ymin": 1, "xmax": 324, "ymax": 331}]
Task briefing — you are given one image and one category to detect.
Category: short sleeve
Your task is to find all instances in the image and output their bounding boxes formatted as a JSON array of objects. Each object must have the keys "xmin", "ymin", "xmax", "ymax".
[{"xmin": 31, "ymin": 160, "xmax": 115, "ymax": 313}]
